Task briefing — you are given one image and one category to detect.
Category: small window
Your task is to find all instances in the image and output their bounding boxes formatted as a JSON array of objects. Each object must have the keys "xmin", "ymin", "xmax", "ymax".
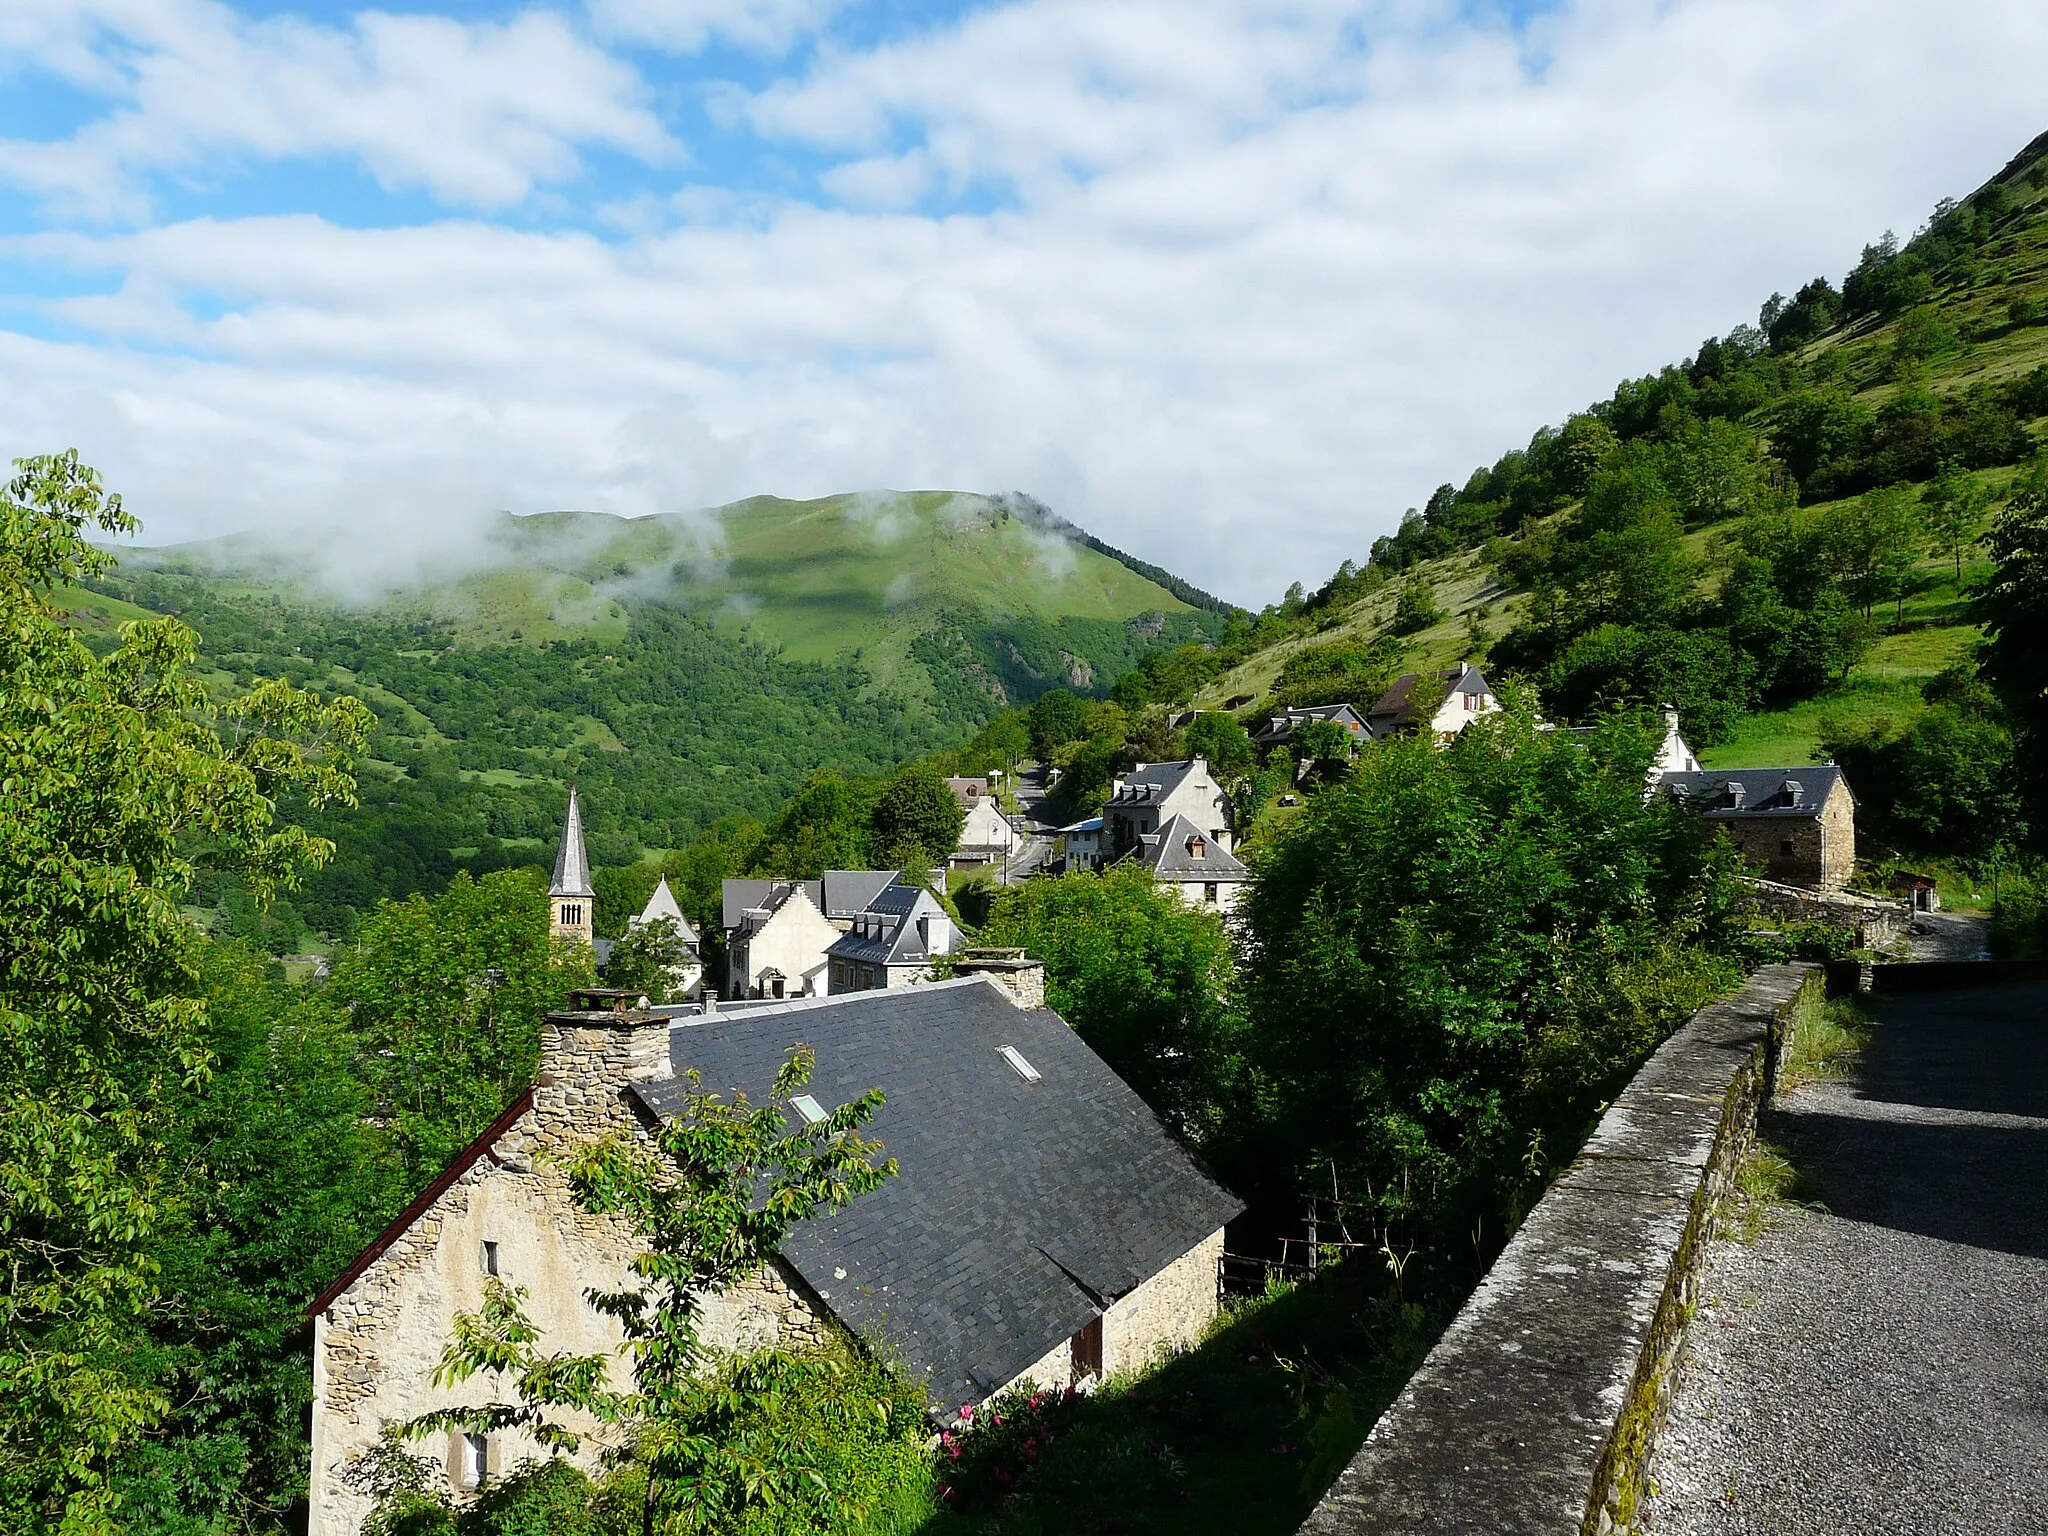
[
  {"xmin": 999, "ymin": 1045, "xmax": 1042, "ymax": 1082},
  {"xmin": 1204, "ymin": 882, "xmax": 1219, "ymax": 904},
  {"xmin": 791, "ymin": 1094, "xmax": 828, "ymax": 1125},
  {"xmin": 1780, "ymin": 839, "xmax": 1796, "ymax": 856},
  {"xmin": 458, "ymin": 1432, "xmax": 489, "ymax": 1489},
  {"xmin": 481, "ymin": 1240, "xmax": 499, "ymax": 1277}
]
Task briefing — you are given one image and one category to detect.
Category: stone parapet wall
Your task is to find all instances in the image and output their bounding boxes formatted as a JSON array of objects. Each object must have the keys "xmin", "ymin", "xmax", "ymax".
[
  {"xmin": 1296, "ymin": 963, "xmax": 1820, "ymax": 1536},
  {"xmin": 1740, "ymin": 878, "xmax": 1905, "ymax": 949}
]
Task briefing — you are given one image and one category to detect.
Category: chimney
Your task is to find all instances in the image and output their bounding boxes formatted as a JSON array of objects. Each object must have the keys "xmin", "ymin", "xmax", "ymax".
[
  {"xmin": 956, "ymin": 948, "xmax": 1047, "ymax": 1011},
  {"xmin": 533, "ymin": 988, "xmax": 673, "ymax": 1150}
]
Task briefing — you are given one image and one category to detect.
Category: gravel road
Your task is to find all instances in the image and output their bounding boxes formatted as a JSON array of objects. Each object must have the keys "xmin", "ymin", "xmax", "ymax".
[{"xmin": 1643, "ymin": 982, "xmax": 2048, "ymax": 1536}]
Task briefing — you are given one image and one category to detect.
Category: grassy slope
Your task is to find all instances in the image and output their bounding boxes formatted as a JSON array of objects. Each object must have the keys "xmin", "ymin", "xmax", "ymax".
[{"xmin": 1194, "ymin": 144, "xmax": 2048, "ymax": 767}]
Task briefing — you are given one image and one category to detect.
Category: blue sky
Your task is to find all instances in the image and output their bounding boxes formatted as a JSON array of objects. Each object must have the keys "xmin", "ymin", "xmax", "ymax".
[{"xmin": 0, "ymin": 0, "xmax": 2042, "ymax": 601}]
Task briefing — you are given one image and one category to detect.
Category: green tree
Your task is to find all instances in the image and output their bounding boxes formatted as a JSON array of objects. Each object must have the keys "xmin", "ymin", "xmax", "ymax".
[
  {"xmin": 0, "ymin": 451, "xmax": 369, "ymax": 1531},
  {"xmin": 1291, "ymin": 719, "xmax": 1354, "ymax": 769},
  {"xmin": 396, "ymin": 1047, "xmax": 898, "ymax": 1536},
  {"xmin": 1922, "ymin": 460, "xmax": 1989, "ymax": 580},
  {"xmin": 1831, "ymin": 483, "xmax": 1922, "ymax": 624},
  {"xmin": 604, "ymin": 916, "xmax": 698, "ymax": 1006},
  {"xmin": 1233, "ymin": 710, "xmax": 1741, "ymax": 1238},
  {"xmin": 1182, "ymin": 712, "xmax": 1258, "ymax": 785},
  {"xmin": 332, "ymin": 869, "xmax": 592, "ymax": 1186},
  {"xmin": 1389, "ymin": 579, "xmax": 1442, "ymax": 635},
  {"xmin": 977, "ymin": 866, "xmax": 1237, "ymax": 1140},
  {"xmin": 1980, "ymin": 454, "xmax": 2048, "ymax": 818},
  {"xmin": 1027, "ymin": 690, "xmax": 1085, "ymax": 760},
  {"xmin": 869, "ymin": 764, "xmax": 966, "ymax": 868}
]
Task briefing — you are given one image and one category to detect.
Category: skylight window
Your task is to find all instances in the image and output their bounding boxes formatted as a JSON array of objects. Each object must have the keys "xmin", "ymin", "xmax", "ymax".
[
  {"xmin": 791, "ymin": 1094, "xmax": 828, "ymax": 1125},
  {"xmin": 999, "ymin": 1046, "xmax": 1042, "ymax": 1083}
]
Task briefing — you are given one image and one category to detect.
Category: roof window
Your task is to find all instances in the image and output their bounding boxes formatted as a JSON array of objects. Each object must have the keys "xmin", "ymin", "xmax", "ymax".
[
  {"xmin": 998, "ymin": 1045, "xmax": 1042, "ymax": 1083},
  {"xmin": 790, "ymin": 1094, "xmax": 828, "ymax": 1125}
]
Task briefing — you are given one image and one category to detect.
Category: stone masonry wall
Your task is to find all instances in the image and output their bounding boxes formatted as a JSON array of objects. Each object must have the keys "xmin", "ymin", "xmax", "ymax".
[
  {"xmin": 313, "ymin": 1013, "xmax": 833, "ymax": 1536},
  {"xmin": 1297, "ymin": 963, "xmax": 1819, "ymax": 1536},
  {"xmin": 1104, "ymin": 1227, "xmax": 1225, "ymax": 1375}
]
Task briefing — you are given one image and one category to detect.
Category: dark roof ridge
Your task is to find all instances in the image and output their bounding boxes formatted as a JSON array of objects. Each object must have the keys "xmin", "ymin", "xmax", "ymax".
[{"xmin": 308, "ymin": 1087, "xmax": 537, "ymax": 1319}]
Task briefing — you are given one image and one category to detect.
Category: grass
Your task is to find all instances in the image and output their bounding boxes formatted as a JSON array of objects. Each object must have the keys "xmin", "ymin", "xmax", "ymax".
[
  {"xmin": 909, "ymin": 1265, "xmax": 1441, "ymax": 1536},
  {"xmin": 1779, "ymin": 994, "xmax": 1871, "ymax": 1090}
]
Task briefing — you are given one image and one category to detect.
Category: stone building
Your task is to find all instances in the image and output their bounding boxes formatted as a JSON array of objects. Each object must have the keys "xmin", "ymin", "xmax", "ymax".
[
  {"xmin": 1659, "ymin": 766, "xmax": 1857, "ymax": 890},
  {"xmin": 825, "ymin": 881, "xmax": 958, "ymax": 991},
  {"xmin": 1250, "ymin": 702, "xmax": 1373, "ymax": 755},
  {"xmin": 306, "ymin": 970, "xmax": 1240, "ymax": 1533},
  {"xmin": 722, "ymin": 880, "xmax": 843, "ymax": 999},
  {"xmin": 1365, "ymin": 660, "xmax": 1500, "ymax": 741},
  {"xmin": 1105, "ymin": 758, "xmax": 1234, "ymax": 856},
  {"xmin": 1116, "ymin": 812, "xmax": 1250, "ymax": 914},
  {"xmin": 547, "ymin": 787, "xmax": 594, "ymax": 945}
]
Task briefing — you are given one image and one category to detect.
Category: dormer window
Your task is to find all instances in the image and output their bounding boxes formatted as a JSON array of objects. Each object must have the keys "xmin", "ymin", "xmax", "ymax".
[{"xmin": 1188, "ymin": 836, "xmax": 1206, "ymax": 859}]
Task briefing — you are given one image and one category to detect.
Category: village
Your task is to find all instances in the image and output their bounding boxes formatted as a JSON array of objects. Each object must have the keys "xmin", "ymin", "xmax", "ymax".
[{"xmin": 300, "ymin": 659, "xmax": 1871, "ymax": 1534}]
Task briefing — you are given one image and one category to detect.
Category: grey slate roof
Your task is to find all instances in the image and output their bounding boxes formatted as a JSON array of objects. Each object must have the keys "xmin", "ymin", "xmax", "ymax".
[
  {"xmin": 630, "ymin": 977, "xmax": 1242, "ymax": 1414},
  {"xmin": 1127, "ymin": 814, "xmax": 1249, "ymax": 882},
  {"xmin": 550, "ymin": 786, "xmax": 594, "ymax": 899},
  {"xmin": 1107, "ymin": 759, "xmax": 1200, "ymax": 806},
  {"xmin": 1659, "ymin": 767, "xmax": 1848, "ymax": 818},
  {"xmin": 1368, "ymin": 661, "xmax": 1490, "ymax": 731},
  {"xmin": 826, "ymin": 884, "xmax": 946, "ymax": 967},
  {"xmin": 1251, "ymin": 703, "xmax": 1371, "ymax": 746},
  {"xmin": 821, "ymin": 869, "xmax": 901, "ymax": 919}
]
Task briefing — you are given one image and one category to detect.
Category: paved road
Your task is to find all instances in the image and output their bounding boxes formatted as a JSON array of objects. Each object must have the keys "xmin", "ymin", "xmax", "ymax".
[{"xmin": 1644, "ymin": 982, "xmax": 2048, "ymax": 1536}]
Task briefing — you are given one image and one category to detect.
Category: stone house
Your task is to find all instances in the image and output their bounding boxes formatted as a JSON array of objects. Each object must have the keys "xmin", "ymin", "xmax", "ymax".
[
  {"xmin": 1116, "ymin": 813, "xmax": 1250, "ymax": 914},
  {"xmin": 1105, "ymin": 758, "xmax": 1233, "ymax": 857},
  {"xmin": 306, "ymin": 970, "xmax": 1240, "ymax": 1534},
  {"xmin": 1366, "ymin": 661, "xmax": 1499, "ymax": 741},
  {"xmin": 1659, "ymin": 767, "xmax": 1857, "ymax": 890},
  {"xmin": 950, "ymin": 781, "xmax": 1019, "ymax": 868},
  {"xmin": 723, "ymin": 881, "xmax": 842, "ymax": 999},
  {"xmin": 826, "ymin": 882, "xmax": 958, "ymax": 991}
]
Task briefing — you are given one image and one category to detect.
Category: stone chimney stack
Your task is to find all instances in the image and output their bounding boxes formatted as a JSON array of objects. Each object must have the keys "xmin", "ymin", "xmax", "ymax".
[
  {"xmin": 533, "ymin": 987, "xmax": 672, "ymax": 1150},
  {"xmin": 956, "ymin": 948, "xmax": 1047, "ymax": 1011}
]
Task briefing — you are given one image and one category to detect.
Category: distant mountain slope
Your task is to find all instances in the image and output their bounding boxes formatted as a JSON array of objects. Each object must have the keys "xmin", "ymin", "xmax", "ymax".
[
  {"xmin": 70, "ymin": 490, "xmax": 1222, "ymax": 937},
  {"xmin": 1190, "ymin": 130, "xmax": 2048, "ymax": 779}
]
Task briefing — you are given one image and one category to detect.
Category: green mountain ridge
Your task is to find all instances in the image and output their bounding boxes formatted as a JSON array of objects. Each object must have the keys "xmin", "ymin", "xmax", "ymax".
[{"xmin": 69, "ymin": 489, "xmax": 1224, "ymax": 937}]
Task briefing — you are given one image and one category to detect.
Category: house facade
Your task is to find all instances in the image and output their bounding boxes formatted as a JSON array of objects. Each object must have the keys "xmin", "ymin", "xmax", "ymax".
[
  {"xmin": 1366, "ymin": 661, "xmax": 1499, "ymax": 741},
  {"xmin": 1118, "ymin": 813, "xmax": 1249, "ymax": 914},
  {"xmin": 306, "ymin": 971, "xmax": 1240, "ymax": 1533},
  {"xmin": 826, "ymin": 882, "xmax": 958, "ymax": 991},
  {"xmin": 1056, "ymin": 815, "xmax": 1106, "ymax": 873},
  {"xmin": 1660, "ymin": 767, "xmax": 1857, "ymax": 890},
  {"xmin": 952, "ymin": 793, "xmax": 1019, "ymax": 867},
  {"xmin": 1105, "ymin": 758, "xmax": 1233, "ymax": 857},
  {"xmin": 724, "ymin": 881, "xmax": 843, "ymax": 999}
]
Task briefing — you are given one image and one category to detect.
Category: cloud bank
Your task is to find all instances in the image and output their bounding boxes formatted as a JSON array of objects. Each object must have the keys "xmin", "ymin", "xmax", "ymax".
[{"xmin": 1, "ymin": 0, "xmax": 2043, "ymax": 604}]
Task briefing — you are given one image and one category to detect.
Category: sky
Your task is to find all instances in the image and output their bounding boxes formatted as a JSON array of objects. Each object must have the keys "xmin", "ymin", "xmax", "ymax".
[{"xmin": 1, "ymin": 1, "xmax": 2044, "ymax": 605}]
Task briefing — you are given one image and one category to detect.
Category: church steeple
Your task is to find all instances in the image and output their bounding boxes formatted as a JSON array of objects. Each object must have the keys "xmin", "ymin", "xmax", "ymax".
[{"xmin": 549, "ymin": 786, "xmax": 595, "ymax": 944}]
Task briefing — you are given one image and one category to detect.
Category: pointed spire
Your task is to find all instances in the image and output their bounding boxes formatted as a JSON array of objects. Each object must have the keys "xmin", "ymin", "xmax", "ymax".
[{"xmin": 550, "ymin": 785, "xmax": 594, "ymax": 899}]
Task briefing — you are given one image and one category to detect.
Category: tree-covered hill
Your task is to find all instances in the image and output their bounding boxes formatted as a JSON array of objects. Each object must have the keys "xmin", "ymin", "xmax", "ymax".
[
  {"xmin": 64, "ymin": 491, "xmax": 1222, "ymax": 938},
  {"xmin": 1185, "ymin": 129, "xmax": 2048, "ymax": 819}
]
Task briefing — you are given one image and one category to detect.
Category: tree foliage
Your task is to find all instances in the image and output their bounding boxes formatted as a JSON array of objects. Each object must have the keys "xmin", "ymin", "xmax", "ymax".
[{"xmin": 0, "ymin": 451, "xmax": 370, "ymax": 1532}]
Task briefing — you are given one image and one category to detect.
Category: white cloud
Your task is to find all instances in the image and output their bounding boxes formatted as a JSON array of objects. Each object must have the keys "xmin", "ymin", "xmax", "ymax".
[
  {"xmin": 4, "ymin": 0, "xmax": 2048, "ymax": 605},
  {"xmin": 588, "ymin": 0, "xmax": 853, "ymax": 54},
  {"xmin": 0, "ymin": 0, "xmax": 674, "ymax": 218}
]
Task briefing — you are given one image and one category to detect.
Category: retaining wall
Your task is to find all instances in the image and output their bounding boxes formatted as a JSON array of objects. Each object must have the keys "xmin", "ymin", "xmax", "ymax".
[{"xmin": 1296, "ymin": 962, "xmax": 1820, "ymax": 1536}]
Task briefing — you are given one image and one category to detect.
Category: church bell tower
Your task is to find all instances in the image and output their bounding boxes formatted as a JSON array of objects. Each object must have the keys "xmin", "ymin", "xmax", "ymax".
[{"xmin": 549, "ymin": 786, "xmax": 595, "ymax": 945}]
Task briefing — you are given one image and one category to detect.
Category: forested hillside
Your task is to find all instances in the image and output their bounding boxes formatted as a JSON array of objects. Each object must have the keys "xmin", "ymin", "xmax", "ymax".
[
  {"xmin": 66, "ymin": 492, "xmax": 1221, "ymax": 940},
  {"xmin": 1166, "ymin": 129, "xmax": 2048, "ymax": 877}
]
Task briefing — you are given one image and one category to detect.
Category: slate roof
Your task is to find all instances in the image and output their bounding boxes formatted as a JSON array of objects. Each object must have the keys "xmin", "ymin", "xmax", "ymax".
[
  {"xmin": 631, "ymin": 977, "xmax": 1243, "ymax": 1414},
  {"xmin": 1659, "ymin": 767, "xmax": 1849, "ymax": 818},
  {"xmin": 721, "ymin": 879, "xmax": 823, "ymax": 933},
  {"xmin": 634, "ymin": 875, "xmax": 701, "ymax": 947},
  {"xmin": 826, "ymin": 884, "xmax": 946, "ymax": 967},
  {"xmin": 1107, "ymin": 759, "xmax": 1202, "ymax": 806},
  {"xmin": 550, "ymin": 786, "xmax": 594, "ymax": 899},
  {"xmin": 1126, "ymin": 814, "xmax": 1249, "ymax": 881},
  {"xmin": 821, "ymin": 869, "xmax": 902, "ymax": 920},
  {"xmin": 1251, "ymin": 703, "xmax": 1372, "ymax": 746}
]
